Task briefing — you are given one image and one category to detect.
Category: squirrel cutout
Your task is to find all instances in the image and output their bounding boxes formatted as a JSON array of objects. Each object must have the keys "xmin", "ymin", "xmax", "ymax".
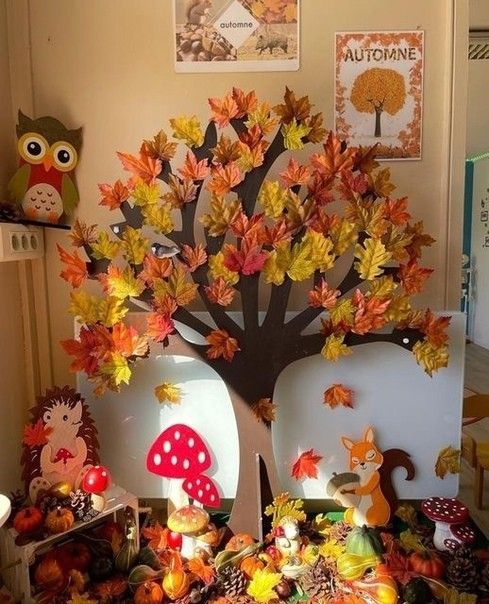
[
  {"xmin": 186, "ymin": 0, "xmax": 213, "ymax": 25},
  {"xmin": 327, "ymin": 426, "xmax": 414, "ymax": 528}
]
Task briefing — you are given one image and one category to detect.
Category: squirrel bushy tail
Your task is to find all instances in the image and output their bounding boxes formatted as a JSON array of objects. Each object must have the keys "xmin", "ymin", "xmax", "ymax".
[{"xmin": 378, "ymin": 448, "xmax": 415, "ymax": 523}]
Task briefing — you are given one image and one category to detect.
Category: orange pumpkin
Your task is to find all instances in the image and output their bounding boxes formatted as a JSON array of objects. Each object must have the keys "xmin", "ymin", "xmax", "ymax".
[
  {"xmin": 240, "ymin": 555, "xmax": 265, "ymax": 578},
  {"xmin": 45, "ymin": 507, "xmax": 74, "ymax": 534},
  {"xmin": 225, "ymin": 533, "xmax": 255, "ymax": 551},
  {"xmin": 34, "ymin": 557, "xmax": 66, "ymax": 591},
  {"xmin": 13, "ymin": 506, "xmax": 43, "ymax": 535},
  {"xmin": 408, "ymin": 550, "xmax": 445, "ymax": 579},
  {"xmin": 134, "ymin": 581, "xmax": 165, "ymax": 604}
]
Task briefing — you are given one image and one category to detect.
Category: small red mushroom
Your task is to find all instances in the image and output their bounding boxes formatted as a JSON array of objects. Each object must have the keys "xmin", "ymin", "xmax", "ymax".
[
  {"xmin": 53, "ymin": 448, "xmax": 74, "ymax": 465},
  {"xmin": 146, "ymin": 424, "xmax": 213, "ymax": 514},
  {"xmin": 421, "ymin": 497, "xmax": 470, "ymax": 551},
  {"xmin": 450, "ymin": 523, "xmax": 476, "ymax": 547},
  {"xmin": 82, "ymin": 465, "xmax": 111, "ymax": 494},
  {"xmin": 183, "ymin": 474, "xmax": 220, "ymax": 508}
]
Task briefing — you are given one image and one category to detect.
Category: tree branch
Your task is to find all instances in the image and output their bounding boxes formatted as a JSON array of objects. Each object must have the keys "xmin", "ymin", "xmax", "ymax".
[{"xmin": 238, "ymin": 274, "xmax": 260, "ymax": 348}]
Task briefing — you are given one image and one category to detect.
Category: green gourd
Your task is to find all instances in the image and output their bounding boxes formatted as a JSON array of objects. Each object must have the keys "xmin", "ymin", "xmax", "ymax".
[
  {"xmin": 345, "ymin": 525, "xmax": 384, "ymax": 557},
  {"xmin": 336, "ymin": 552, "xmax": 380, "ymax": 580},
  {"xmin": 115, "ymin": 515, "xmax": 139, "ymax": 572}
]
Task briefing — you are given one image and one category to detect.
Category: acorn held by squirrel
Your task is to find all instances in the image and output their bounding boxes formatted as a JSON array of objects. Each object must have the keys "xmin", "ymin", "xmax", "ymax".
[{"xmin": 186, "ymin": 0, "xmax": 212, "ymax": 25}]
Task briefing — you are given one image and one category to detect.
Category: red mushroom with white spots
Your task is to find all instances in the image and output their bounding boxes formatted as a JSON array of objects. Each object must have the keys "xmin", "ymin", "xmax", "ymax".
[
  {"xmin": 146, "ymin": 424, "xmax": 216, "ymax": 515},
  {"xmin": 183, "ymin": 474, "xmax": 220, "ymax": 508},
  {"xmin": 444, "ymin": 523, "xmax": 477, "ymax": 551},
  {"xmin": 421, "ymin": 497, "xmax": 470, "ymax": 551}
]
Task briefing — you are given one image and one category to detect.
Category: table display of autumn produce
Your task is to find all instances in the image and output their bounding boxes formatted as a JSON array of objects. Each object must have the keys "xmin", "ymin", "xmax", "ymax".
[{"xmin": 20, "ymin": 494, "xmax": 489, "ymax": 603}]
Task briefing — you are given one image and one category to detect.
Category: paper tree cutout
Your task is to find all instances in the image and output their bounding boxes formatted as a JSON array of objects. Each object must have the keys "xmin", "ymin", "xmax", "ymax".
[
  {"xmin": 7, "ymin": 110, "xmax": 82, "ymax": 225},
  {"xmin": 21, "ymin": 386, "xmax": 99, "ymax": 503},
  {"xmin": 146, "ymin": 423, "xmax": 220, "ymax": 512},
  {"xmin": 60, "ymin": 87, "xmax": 448, "ymax": 536}
]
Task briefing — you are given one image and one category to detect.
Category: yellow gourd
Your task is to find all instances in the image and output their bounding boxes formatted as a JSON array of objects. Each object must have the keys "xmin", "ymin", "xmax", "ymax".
[{"xmin": 337, "ymin": 552, "xmax": 380, "ymax": 581}]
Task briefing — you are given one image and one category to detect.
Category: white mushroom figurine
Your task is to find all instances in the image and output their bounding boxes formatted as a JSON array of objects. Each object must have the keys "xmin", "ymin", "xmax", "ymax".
[{"xmin": 421, "ymin": 497, "xmax": 472, "ymax": 551}]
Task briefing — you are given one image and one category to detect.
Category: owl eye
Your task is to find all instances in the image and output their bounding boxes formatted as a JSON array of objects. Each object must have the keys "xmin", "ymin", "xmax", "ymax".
[
  {"xmin": 51, "ymin": 142, "xmax": 77, "ymax": 172},
  {"xmin": 19, "ymin": 134, "xmax": 47, "ymax": 163}
]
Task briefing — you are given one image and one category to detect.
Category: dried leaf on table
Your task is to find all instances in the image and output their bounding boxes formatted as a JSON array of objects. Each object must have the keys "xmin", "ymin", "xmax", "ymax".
[
  {"xmin": 324, "ymin": 384, "xmax": 354, "ymax": 409},
  {"xmin": 291, "ymin": 449, "xmax": 323, "ymax": 480},
  {"xmin": 251, "ymin": 398, "xmax": 277, "ymax": 423},
  {"xmin": 154, "ymin": 383, "xmax": 181, "ymax": 405},
  {"xmin": 435, "ymin": 446, "xmax": 461, "ymax": 479}
]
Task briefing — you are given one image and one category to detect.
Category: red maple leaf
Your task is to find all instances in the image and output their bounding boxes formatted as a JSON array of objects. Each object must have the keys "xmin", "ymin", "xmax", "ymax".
[
  {"xmin": 23, "ymin": 419, "xmax": 53, "ymax": 447},
  {"xmin": 223, "ymin": 241, "xmax": 268, "ymax": 276},
  {"xmin": 291, "ymin": 449, "xmax": 323, "ymax": 480}
]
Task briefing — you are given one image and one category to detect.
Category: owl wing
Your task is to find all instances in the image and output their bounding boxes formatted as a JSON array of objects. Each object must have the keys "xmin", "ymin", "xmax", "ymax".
[
  {"xmin": 7, "ymin": 164, "xmax": 30, "ymax": 205},
  {"xmin": 61, "ymin": 174, "xmax": 80, "ymax": 215}
]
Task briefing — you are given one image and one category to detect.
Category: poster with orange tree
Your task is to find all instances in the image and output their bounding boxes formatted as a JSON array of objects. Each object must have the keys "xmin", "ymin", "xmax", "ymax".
[{"xmin": 335, "ymin": 31, "xmax": 424, "ymax": 160}]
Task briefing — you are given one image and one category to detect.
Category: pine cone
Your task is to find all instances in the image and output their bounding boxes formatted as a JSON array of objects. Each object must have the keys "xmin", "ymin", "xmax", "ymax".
[
  {"xmin": 218, "ymin": 566, "xmax": 247, "ymax": 597},
  {"xmin": 328, "ymin": 521, "xmax": 352, "ymax": 544},
  {"xmin": 480, "ymin": 563, "xmax": 489, "ymax": 593},
  {"xmin": 446, "ymin": 555, "xmax": 479, "ymax": 592},
  {"xmin": 299, "ymin": 561, "xmax": 336, "ymax": 600},
  {"xmin": 453, "ymin": 546, "xmax": 478, "ymax": 565}
]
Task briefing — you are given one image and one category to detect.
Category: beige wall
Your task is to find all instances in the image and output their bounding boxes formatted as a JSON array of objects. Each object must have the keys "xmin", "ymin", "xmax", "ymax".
[
  {"xmin": 6, "ymin": 0, "xmax": 465, "ymax": 387},
  {"xmin": 470, "ymin": 0, "xmax": 489, "ymax": 29},
  {"xmin": 0, "ymin": 0, "xmax": 26, "ymax": 492}
]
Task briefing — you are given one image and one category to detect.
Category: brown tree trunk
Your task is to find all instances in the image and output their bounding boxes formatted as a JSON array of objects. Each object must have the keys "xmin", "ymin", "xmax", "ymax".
[{"xmin": 374, "ymin": 109, "xmax": 382, "ymax": 137}]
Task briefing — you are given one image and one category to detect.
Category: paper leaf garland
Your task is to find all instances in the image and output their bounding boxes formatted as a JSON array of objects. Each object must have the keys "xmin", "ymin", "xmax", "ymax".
[
  {"xmin": 154, "ymin": 382, "xmax": 181, "ymax": 405},
  {"xmin": 324, "ymin": 384, "xmax": 354, "ymax": 409},
  {"xmin": 435, "ymin": 446, "xmax": 461, "ymax": 479},
  {"xmin": 291, "ymin": 449, "xmax": 323, "ymax": 480}
]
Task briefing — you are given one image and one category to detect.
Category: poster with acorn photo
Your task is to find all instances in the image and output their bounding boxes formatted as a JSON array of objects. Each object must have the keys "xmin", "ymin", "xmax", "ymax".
[
  {"xmin": 335, "ymin": 31, "xmax": 424, "ymax": 160},
  {"xmin": 173, "ymin": 0, "xmax": 299, "ymax": 72}
]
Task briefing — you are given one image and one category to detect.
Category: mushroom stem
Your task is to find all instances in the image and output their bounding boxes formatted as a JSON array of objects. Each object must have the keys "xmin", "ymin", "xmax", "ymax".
[
  {"xmin": 180, "ymin": 534, "xmax": 196, "ymax": 559},
  {"xmin": 433, "ymin": 521, "xmax": 455, "ymax": 551},
  {"xmin": 167, "ymin": 479, "xmax": 189, "ymax": 517}
]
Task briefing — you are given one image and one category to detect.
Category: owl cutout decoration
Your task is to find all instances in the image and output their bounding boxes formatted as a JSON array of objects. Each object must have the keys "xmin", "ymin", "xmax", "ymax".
[{"xmin": 8, "ymin": 111, "xmax": 82, "ymax": 225}]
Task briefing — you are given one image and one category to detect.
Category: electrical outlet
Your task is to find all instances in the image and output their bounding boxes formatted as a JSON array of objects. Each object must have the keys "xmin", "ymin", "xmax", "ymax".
[{"xmin": 0, "ymin": 223, "xmax": 44, "ymax": 261}]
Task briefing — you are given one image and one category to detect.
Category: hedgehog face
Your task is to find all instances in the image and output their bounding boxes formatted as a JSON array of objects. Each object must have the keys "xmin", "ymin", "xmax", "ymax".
[{"xmin": 43, "ymin": 400, "xmax": 82, "ymax": 441}]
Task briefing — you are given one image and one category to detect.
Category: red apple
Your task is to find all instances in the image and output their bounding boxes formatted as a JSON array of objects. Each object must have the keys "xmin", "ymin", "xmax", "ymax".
[
  {"xmin": 82, "ymin": 465, "xmax": 111, "ymax": 494},
  {"xmin": 168, "ymin": 531, "xmax": 182, "ymax": 550}
]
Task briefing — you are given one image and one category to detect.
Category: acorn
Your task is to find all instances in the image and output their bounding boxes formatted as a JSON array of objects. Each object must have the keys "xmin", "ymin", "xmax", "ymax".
[{"xmin": 275, "ymin": 579, "xmax": 291, "ymax": 599}]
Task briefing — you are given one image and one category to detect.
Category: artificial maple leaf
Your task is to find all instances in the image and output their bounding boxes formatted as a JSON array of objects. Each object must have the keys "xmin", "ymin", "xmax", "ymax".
[
  {"xmin": 251, "ymin": 398, "xmax": 277, "ymax": 423},
  {"xmin": 170, "ymin": 115, "xmax": 204, "ymax": 147},
  {"xmin": 70, "ymin": 220, "xmax": 97, "ymax": 248},
  {"xmin": 117, "ymin": 151, "xmax": 162, "ymax": 186},
  {"xmin": 311, "ymin": 132, "xmax": 356, "ymax": 179},
  {"xmin": 141, "ymin": 522, "xmax": 169, "ymax": 551},
  {"xmin": 155, "ymin": 266, "xmax": 199, "ymax": 306},
  {"xmin": 308, "ymin": 279, "xmax": 340, "ymax": 309},
  {"xmin": 208, "ymin": 94, "xmax": 240, "ymax": 128},
  {"xmin": 205, "ymin": 278, "xmax": 236, "ymax": 306},
  {"xmin": 305, "ymin": 112, "xmax": 327, "ymax": 144},
  {"xmin": 57, "ymin": 244, "xmax": 88, "ymax": 289},
  {"xmin": 112, "ymin": 322, "xmax": 149, "ymax": 358},
  {"xmin": 181, "ymin": 243, "xmax": 207, "ymax": 273},
  {"xmin": 323, "ymin": 384, "xmax": 354, "ymax": 409},
  {"xmin": 98, "ymin": 296, "xmax": 129, "ymax": 327},
  {"xmin": 131, "ymin": 181, "xmax": 160, "ymax": 207},
  {"xmin": 230, "ymin": 210, "xmax": 264, "ymax": 240},
  {"xmin": 398, "ymin": 260, "xmax": 433, "ymax": 294},
  {"xmin": 262, "ymin": 219, "xmax": 291, "ymax": 247},
  {"xmin": 330, "ymin": 217, "xmax": 357, "ymax": 255},
  {"xmin": 378, "ymin": 551, "xmax": 413, "ymax": 585},
  {"xmin": 245, "ymin": 101, "xmax": 278, "ymax": 136},
  {"xmin": 163, "ymin": 174, "xmax": 198, "ymax": 208},
  {"xmin": 62, "ymin": 324, "xmax": 113, "ymax": 375},
  {"xmin": 435, "ymin": 445, "xmax": 461, "ymax": 479},
  {"xmin": 232, "ymin": 87, "xmax": 258, "ymax": 117},
  {"xmin": 412, "ymin": 340, "xmax": 449, "ymax": 376},
  {"xmin": 177, "ymin": 151, "xmax": 210, "ymax": 181},
  {"xmin": 280, "ymin": 158, "xmax": 312, "ymax": 187},
  {"xmin": 141, "ymin": 203, "xmax": 173, "ymax": 235},
  {"xmin": 104, "ymin": 265, "xmax": 145, "ymax": 299},
  {"xmin": 247, "ymin": 568, "xmax": 282, "ymax": 604},
  {"xmin": 188, "ymin": 556, "xmax": 215, "ymax": 585},
  {"xmin": 121, "ymin": 226, "xmax": 149, "ymax": 265},
  {"xmin": 399, "ymin": 529, "xmax": 426, "ymax": 553},
  {"xmin": 208, "ymin": 252, "xmax": 240, "ymax": 285},
  {"xmin": 274, "ymin": 87, "xmax": 311, "ymax": 123},
  {"xmin": 90, "ymin": 231, "xmax": 121, "ymax": 260},
  {"xmin": 200, "ymin": 196, "xmax": 241, "ymax": 236},
  {"xmin": 384, "ymin": 197, "xmax": 411, "ymax": 226},
  {"xmin": 258, "ymin": 180, "xmax": 288, "ymax": 218},
  {"xmin": 321, "ymin": 334, "xmax": 352, "ymax": 362},
  {"xmin": 98, "ymin": 180, "xmax": 130, "ymax": 210},
  {"xmin": 237, "ymin": 142, "xmax": 265, "ymax": 172},
  {"xmin": 421, "ymin": 310, "xmax": 451, "ymax": 348},
  {"xmin": 99, "ymin": 351, "xmax": 131, "ymax": 387},
  {"xmin": 139, "ymin": 254, "xmax": 173, "ymax": 285},
  {"xmin": 291, "ymin": 449, "xmax": 323, "ymax": 480},
  {"xmin": 154, "ymin": 382, "xmax": 181, "ymax": 404},
  {"xmin": 154, "ymin": 294, "xmax": 178, "ymax": 317},
  {"xmin": 281, "ymin": 118, "xmax": 312, "ymax": 150},
  {"xmin": 69, "ymin": 290, "xmax": 100, "ymax": 324},
  {"xmin": 206, "ymin": 329, "xmax": 240, "ymax": 362},
  {"xmin": 206, "ymin": 162, "xmax": 243, "ymax": 196},
  {"xmin": 223, "ymin": 241, "xmax": 268, "ymax": 276},
  {"xmin": 146, "ymin": 312, "xmax": 175, "ymax": 342},
  {"xmin": 211, "ymin": 134, "xmax": 241, "ymax": 164},
  {"xmin": 354, "ymin": 238, "xmax": 392, "ymax": 281},
  {"xmin": 405, "ymin": 221, "xmax": 436, "ymax": 259},
  {"xmin": 23, "ymin": 419, "xmax": 53, "ymax": 447},
  {"xmin": 354, "ymin": 144, "xmax": 380, "ymax": 174},
  {"xmin": 370, "ymin": 168, "xmax": 396, "ymax": 198},
  {"xmin": 141, "ymin": 130, "xmax": 177, "ymax": 161}
]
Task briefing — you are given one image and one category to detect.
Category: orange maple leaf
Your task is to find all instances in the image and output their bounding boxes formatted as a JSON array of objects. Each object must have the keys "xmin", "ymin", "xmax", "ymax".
[
  {"xmin": 57, "ymin": 244, "xmax": 88, "ymax": 289},
  {"xmin": 324, "ymin": 384, "xmax": 354, "ymax": 409},
  {"xmin": 421, "ymin": 310, "xmax": 451, "ymax": 348},
  {"xmin": 111, "ymin": 322, "xmax": 149, "ymax": 358},
  {"xmin": 188, "ymin": 556, "xmax": 215, "ymax": 585},
  {"xmin": 70, "ymin": 220, "xmax": 97, "ymax": 248},
  {"xmin": 208, "ymin": 94, "xmax": 240, "ymax": 128},
  {"xmin": 141, "ymin": 522, "xmax": 169, "ymax": 551},
  {"xmin": 230, "ymin": 210, "xmax": 264, "ymax": 240},
  {"xmin": 139, "ymin": 254, "xmax": 173, "ymax": 285},
  {"xmin": 206, "ymin": 329, "xmax": 240, "ymax": 362},
  {"xmin": 98, "ymin": 180, "xmax": 130, "ymax": 210},
  {"xmin": 274, "ymin": 86, "xmax": 311, "ymax": 123},
  {"xmin": 154, "ymin": 294, "xmax": 179, "ymax": 317},
  {"xmin": 251, "ymin": 398, "xmax": 277, "ymax": 422},
  {"xmin": 178, "ymin": 151, "xmax": 211, "ymax": 181},
  {"xmin": 232, "ymin": 87, "xmax": 259, "ymax": 117},
  {"xmin": 117, "ymin": 151, "xmax": 162, "ymax": 185},
  {"xmin": 384, "ymin": 197, "xmax": 411, "ymax": 226},
  {"xmin": 352, "ymin": 290, "xmax": 391, "ymax": 335},
  {"xmin": 181, "ymin": 244, "xmax": 207, "ymax": 273},
  {"xmin": 23, "ymin": 419, "xmax": 53, "ymax": 447},
  {"xmin": 280, "ymin": 158, "xmax": 312, "ymax": 187},
  {"xmin": 308, "ymin": 279, "xmax": 340, "ymax": 310},
  {"xmin": 222, "ymin": 240, "xmax": 268, "ymax": 276},
  {"xmin": 206, "ymin": 162, "xmax": 243, "ymax": 196},
  {"xmin": 291, "ymin": 449, "xmax": 323, "ymax": 480},
  {"xmin": 146, "ymin": 312, "xmax": 175, "ymax": 343},
  {"xmin": 205, "ymin": 278, "xmax": 236, "ymax": 306},
  {"xmin": 311, "ymin": 132, "xmax": 356, "ymax": 179},
  {"xmin": 398, "ymin": 260, "xmax": 433, "ymax": 295}
]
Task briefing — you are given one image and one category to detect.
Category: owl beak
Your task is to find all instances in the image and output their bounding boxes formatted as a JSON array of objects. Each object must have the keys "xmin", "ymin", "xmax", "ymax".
[{"xmin": 43, "ymin": 154, "xmax": 53, "ymax": 172}]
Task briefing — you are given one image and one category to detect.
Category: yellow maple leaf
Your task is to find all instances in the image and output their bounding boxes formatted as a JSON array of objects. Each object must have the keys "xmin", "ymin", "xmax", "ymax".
[
  {"xmin": 263, "ymin": 242, "xmax": 292, "ymax": 285},
  {"xmin": 154, "ymin": 382, "xmax": 181, "ymax": 405},
  {"xmin": 69, "ymin": 290, "xmax": 99, "ymax": 324},
  {"xmin": 395, "ymin": 503, "xmax": 418, "ymax": 527},
  {"xmin": 385, "ymin": 295, "xmax": 411, "ymax": 322},
  {"xmin": 121, "ymin": 227, "xmax": 149, "ymax": 265},
  {"xmin": 413, "ymin": 340, "xmax": 449, "ymax": 376},
  {"xmin": 319, "ymin": 538, "xmax": 345, "ymax": 560},
  {"xmin": 131, "ymin": 181, "xmax": 160, "ymax": 206},
  {"xmin": 208, "ymin": 252, "xmax": 240, "ymax": 285},
  {"xmin": 169, "ymin": 115, "xmax": 204, "ymax": 147},
  {"xmin": 258, "ymin": 180, "xmax": 288, "ymax": 219},
  {"xmin": 330, "ymin": 218, "xmax": 357, "ymax": 255},
  {"xmin": 321, "ymin": 334, "xmax": 352, "ymax": 362},
  {"xmin": 155, "ymin": 265, "xmax": 198, "ymax": 306},
  {"xmin": 200, "ymin": 195, "xmax": 241, "ymax": 236},
  {"xmin": 329, "ymin": 299, "xmax": 355, "ymax": 328},
  {"xmin": 281, "ymin": 118, "xmax": 312, "ymax": 150},
  {"xmin": 245, "ymin": 102, "xmax": 279, "ymax": 136},
  {"xmin": 288, "ymin": 240, "xmax": 315, "ymax": 281},
  {"xmin": 142, "ymin": 203, "xmax": 174, "ymax": 234},
  {"xmin": 99, "ymin": 351, "xmax": 131, "ymax": 386},
  {"xmin": 435, "ymin": 445, "xmax": 461, "ymax": 479},
  {"xmin": 252, "ymin": 398, "xmax": 277, "ymax": 422},
  {"xmin": 399, "ymin": 529, "xmax": 426, "ymax": 553},
  {"xmin": 106, "ymin": 267, "xmax": 145, "ymax": 300},
  {"xmin": 90, "ymin": 231, "xmax": 121, "ymax": 260},
  {"xmin": 302, "ymin": 230, "xmax": 334, "ymax": 272},
  {"xmin": 370, "ymin": 167, "xmax": 396, "ymax": 198},
  {"xmin": 369, "ymin": 275, "xmax": 398, "ymax": 298},
  {"xmin": 97, "ymin": 296, "xmax": 129, "ymax": 327},
  {"xmin": 247, "ymin": 568, "xmax": 282, "ymax": 603},
  {"xmin": 354, "ymin": 237, "xmax": 392, "ymax": 280}
]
